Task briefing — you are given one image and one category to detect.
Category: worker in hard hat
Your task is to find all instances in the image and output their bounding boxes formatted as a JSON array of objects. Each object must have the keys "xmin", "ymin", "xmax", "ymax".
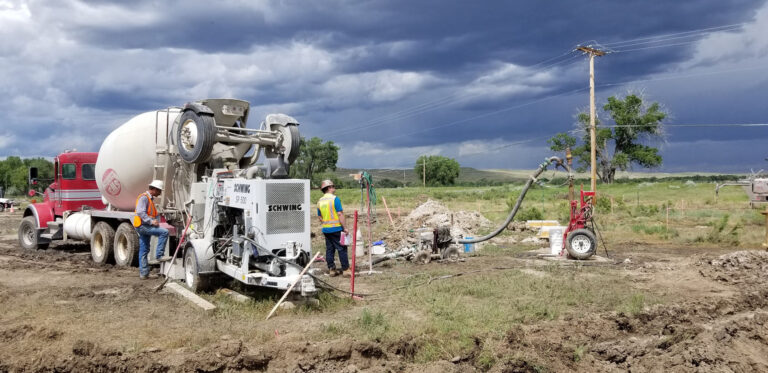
[
  {"xmin": 317, "ymin": 180, "xmax": 350, "ymax": 277},
  {"xmin": 134, "ymin": 180, "xmax": 170, "ymax": 279}
]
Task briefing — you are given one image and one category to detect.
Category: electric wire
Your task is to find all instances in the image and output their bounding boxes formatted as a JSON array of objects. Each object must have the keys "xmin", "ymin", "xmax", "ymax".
[
  {"xmin": 329, "ymin": 49, "xmax": 584, "ymax": 137},
  {"xmin": 600, "ymin": 23, "xmax": 744, "ymax": 47}
]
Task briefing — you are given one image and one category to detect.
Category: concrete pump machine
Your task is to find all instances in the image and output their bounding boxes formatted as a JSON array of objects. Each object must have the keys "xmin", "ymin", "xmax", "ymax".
[{"xmin": 19, "ymin": 99, "xmax": 316, "ymax": 296}]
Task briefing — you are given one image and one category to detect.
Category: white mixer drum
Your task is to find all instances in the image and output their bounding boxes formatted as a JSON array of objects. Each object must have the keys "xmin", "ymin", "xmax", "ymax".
[{"xmin": 95, "ymin": 110, "xmax": 181, "ymax": 210}]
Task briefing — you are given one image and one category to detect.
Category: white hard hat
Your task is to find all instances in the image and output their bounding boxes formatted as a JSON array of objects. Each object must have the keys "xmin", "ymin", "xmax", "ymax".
[
  {"xmin": 320, "ymin": 180, "xmax": 334, "ymax": 190},
  {"xmin": 149, "ymin": 180, "xmax": 164, "ymax": 191}
]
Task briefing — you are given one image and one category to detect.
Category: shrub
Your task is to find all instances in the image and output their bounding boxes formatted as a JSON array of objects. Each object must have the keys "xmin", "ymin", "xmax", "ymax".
[
  {"xmin": 514, "ymin": 206, "xmax": 544, "ymax": 222},
  {"xmin": 694, "ymin": 214, "xmax": 741, "ymax": 246}
]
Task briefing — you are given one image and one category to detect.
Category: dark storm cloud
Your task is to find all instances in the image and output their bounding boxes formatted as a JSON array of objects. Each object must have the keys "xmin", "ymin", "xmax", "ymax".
[{"xmin": 2, "ymin": 0, "xmax": 767, "ymax": 172}]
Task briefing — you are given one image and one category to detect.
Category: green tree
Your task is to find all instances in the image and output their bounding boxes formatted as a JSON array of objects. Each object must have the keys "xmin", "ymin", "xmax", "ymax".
[
  {"xmin": 0, "ymin": 156, "xmax": 54, "ymax": 195},
  {"xmin": 289, "ymin": 136, "xmax": 339, "ymax": 186},
  {"xmin": 414, "ymin": 155, "xmax": 460, "ymax": 186},
  {"xmin": 548, "ymin": 94, "xmax": 666, "ymax": 183}
]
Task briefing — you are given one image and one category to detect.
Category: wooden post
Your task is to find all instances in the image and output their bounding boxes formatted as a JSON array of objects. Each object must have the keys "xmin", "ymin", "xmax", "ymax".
[
  {"xmin": 576, "ymin": 46, "xmax": 605, "ymax": 193},
  {"xmin": 681, "ymin": 199, "xmax": 685, "ymax": 217},
  {"xmin": 588, "ymin": 52, "xmax": 597, "ymax": 193},
  {"xmin": 666, "ymin": 206, "xmax": 670, "ymax": 232},
  {"xmin": 266, "ymin": 252, "xmax": 320, "ymax": 320},
  {"xmin": 351, "ymin": 210, "xmax": 358, "ymax": 296},
  {"xmin": 610, "ymin": 196, "xmax": 614, "ymax": 214},
  {"xmin": 381, "ymin": 197, "xmax": 395, "ymax": 228},
  {"xmin": 366, "ymin": 187, "xmax": 373, "ymax": 274},
  {"xmin": 422, "ymin": 156, "xmax": 426, "ymax": 188},
  {"xmin": 761, "ymin": 206, "xmax": 768, "ymax": 248}
]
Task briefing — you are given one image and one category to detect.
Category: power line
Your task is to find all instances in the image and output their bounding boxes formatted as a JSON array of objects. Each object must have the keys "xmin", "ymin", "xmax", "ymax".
[
  {"xmin": 598, "ymin": 64, "xmax": 768, "ymax": 88},
  {"xmin": 601, "ymin": 23, "xmax": 744, "ymax": 47},
  {"xmin": 376, "ymin": 87, "xmax": 589, "ymax": 142},
  {"xmin": 602, "ymin": 123, "xmax": 768, "ymax": 128},
  {"xmin": 329, "ymin": 49, "xmax": 583, "ymax": 137},
  {"xmin": 613, "ymin": 40, "xmax": 704, "ymax": 53}
]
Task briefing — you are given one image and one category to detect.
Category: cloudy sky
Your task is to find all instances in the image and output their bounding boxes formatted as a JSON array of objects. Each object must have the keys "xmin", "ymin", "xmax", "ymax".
[{"xmin": 1, "ymin": 0, "xmax": 767, "ymax": 172}]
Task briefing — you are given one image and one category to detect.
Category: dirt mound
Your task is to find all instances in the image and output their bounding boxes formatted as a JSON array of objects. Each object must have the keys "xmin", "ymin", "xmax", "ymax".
[
  {"xmin": 384, "ymin": 200, "xmax": 492, "ymax": 249},
  {"xmin": 2, "ymin": 337, "xmax": 410, "ymax": 373},
  {"xmin": 466, "ymin": 288, "xmax": 768, "ymax": 372},
  {"xmin": 701, "ymin": 250, "xmax": 768, "ymax": 284}
]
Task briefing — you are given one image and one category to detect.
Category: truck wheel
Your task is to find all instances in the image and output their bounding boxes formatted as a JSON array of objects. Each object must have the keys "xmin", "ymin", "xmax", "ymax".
[
  {"xmin": 565, "ymin": 228, "xmax": 597, "ymax": 260},
  {"xmin": 184, "ymin": 247, "xmax": 210, "ymax": 293},
  {"xmin": 18, "ymin": 216, "xmax": 48, "ymax": 250},
  {"xmin": 91, "ymin": 222, "xmax": 115, "ymax": 265},
  {"xmin": 176, "ymin": 110, "xmax": 216, "ymax": 163},
  {"xmin": 114, "ymin": 223, "xmax": 138, "ymax": 267}
]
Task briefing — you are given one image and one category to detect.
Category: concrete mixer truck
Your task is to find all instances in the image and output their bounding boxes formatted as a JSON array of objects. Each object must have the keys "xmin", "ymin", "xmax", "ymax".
[{"xmin": 18, "ymin": 98, "xmax": 316, "ymax": 296}]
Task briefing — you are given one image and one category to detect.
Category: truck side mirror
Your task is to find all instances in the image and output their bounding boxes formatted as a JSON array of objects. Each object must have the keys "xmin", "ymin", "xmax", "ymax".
[{"xmin": 29, "ymin": 167, "xmax": 38, "ymax": 186}]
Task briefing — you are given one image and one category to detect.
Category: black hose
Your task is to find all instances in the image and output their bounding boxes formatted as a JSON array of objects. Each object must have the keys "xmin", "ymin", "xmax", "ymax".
[{"xmin": 457, "ymin": 156, "xmax": 569, "ymax": 244}]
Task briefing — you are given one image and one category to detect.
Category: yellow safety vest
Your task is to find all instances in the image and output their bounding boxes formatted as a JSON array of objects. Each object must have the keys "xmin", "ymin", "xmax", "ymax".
[
  {"xmin": 317, "ymin": 193, "xmax": 341, "ymax": 229},
  {"xmin": 133, "ymin": 192, "xmax": 158, "ymax": 228}
]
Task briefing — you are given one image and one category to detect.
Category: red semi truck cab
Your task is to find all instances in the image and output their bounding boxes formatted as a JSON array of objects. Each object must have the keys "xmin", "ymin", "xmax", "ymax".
[{"xmin": 19, "ymin": 152, "xmax": 105, "ymax": 249}]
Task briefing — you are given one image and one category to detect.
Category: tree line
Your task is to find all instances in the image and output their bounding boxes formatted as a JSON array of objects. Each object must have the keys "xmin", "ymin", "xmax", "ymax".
[{"xmin": 0, "ymin": 157, "xmax": 53, "ymax": 196}]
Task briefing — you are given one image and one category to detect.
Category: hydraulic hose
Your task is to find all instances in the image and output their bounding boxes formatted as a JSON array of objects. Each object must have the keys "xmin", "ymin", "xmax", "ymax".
[{"xmin": 457, "ymin": 156, "xmax": 569, "ymax": 244}]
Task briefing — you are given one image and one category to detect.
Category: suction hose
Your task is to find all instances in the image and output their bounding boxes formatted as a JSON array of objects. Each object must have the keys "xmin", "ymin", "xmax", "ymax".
[{"xmin": 457, "ymin": 156, "xmax": 570, "ymax": 244}]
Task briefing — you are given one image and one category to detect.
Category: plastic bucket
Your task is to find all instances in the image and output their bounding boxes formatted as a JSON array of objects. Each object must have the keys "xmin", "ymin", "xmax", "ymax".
[
  {"xmin": 549, "ymin": 228, "xmax": 564, "ymax": 255},
  {"xmin": 463, "ymin": 237, "xmax": 475, "ymax": 253}
]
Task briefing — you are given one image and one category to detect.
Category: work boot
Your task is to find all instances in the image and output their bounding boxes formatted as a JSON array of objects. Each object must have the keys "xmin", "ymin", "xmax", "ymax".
[
  {"xmin": 329, "ymin": 269, "xmax": 339, "ymax": 277},
  {"xmin": 341, "ymin": 269, "xmax": 352, "ymax": 278},
  {"xmin": 148, "ymin": 257, "xmax": 170, "ymax": 265}
]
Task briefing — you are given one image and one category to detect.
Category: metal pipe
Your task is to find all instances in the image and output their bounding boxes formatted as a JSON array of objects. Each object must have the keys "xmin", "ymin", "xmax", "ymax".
[
  {"xmin": 457, "ymin": 156, "xmax": 570, "ymax": 244},
  {"xmin": 214, "ymin": 133, "xmax": 280, "ymax": 146},
  {"xmin": 214, "ymin": 126, "xmax": 273, "ymax": 134}
]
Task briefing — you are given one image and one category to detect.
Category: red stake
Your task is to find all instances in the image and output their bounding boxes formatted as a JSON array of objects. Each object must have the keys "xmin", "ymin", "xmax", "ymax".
[{"xmin": 351, "ymin": 210, "xmax": 358, "ymax": 297}]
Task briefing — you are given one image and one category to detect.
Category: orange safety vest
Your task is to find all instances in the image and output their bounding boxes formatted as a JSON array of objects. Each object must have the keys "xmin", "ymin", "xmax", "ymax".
[
  {"xmin": 133, "ymin": 192, "xmax": 158, "ymax": 228},
  {"xmin": 317, "ymin": 193, "xmax": 341, "ymax": 230}
]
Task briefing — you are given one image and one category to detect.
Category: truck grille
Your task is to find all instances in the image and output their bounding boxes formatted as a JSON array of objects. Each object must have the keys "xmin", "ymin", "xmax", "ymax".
[{"xmin": 265, "ymin": 182, "xmax": 306, "ymax": 234}]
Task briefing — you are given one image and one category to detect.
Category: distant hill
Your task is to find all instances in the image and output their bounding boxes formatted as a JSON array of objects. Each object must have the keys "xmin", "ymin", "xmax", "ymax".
[{"xmin": 332, "ymin": 167, "xmax": 741, "ymax": 186}]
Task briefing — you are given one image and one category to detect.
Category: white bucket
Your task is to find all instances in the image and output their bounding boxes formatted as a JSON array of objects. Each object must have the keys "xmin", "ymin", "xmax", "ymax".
[
  {"xmin": 355, "ymin": 229, "xmax": 365, "ymax": 257},
  {"xmin": 549, "ymin": 227, "xmax": 564, "ymax": 255}
]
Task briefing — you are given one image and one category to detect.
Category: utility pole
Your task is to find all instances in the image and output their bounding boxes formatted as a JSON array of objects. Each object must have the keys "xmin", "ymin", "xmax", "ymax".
[
  {"xmin": 422, "ymin": 156, "xmax": 426, "ymax": 188},
  {"xmin": 577, "ymin": 45, "xmax": 606, "ymax": 193}
]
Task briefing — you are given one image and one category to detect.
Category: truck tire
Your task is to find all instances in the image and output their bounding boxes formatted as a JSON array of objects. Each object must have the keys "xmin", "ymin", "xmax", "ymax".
[
  {"xmin": 114, "ymin": 223, "xmax": 138, "ymax": 267},
  {"xmin": 176, "ymin": 110, "xmax": 216, "ymax": 163},
  {"xmin": 184, "ymin": 246, "xmax": 210, "ymax": 293},
  {"xmin": 18, "ymin": 216, "xmax": 48, "ymax": 250},
  {"xmin": 91, "ymin": 222, "xmax": 115, "ymax": 265},
  {"xmin": 565, "ymin": 228, "xmax": 597, "ymax": 260}
]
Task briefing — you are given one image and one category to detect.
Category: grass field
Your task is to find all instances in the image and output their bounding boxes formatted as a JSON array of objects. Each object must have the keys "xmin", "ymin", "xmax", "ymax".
[{"xmin": 3, "ymin": 174, "xmax": 765, "ymax": 371}]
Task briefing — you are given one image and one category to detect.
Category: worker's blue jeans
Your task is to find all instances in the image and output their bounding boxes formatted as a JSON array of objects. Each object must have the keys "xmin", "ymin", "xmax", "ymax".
[
  {"xmin": 323, "ymin": 231, "xmax": 349, "ymax": 271},
  {"xmin": 136, "ymin": 224, "xmax": 169, "ymax": 277}
]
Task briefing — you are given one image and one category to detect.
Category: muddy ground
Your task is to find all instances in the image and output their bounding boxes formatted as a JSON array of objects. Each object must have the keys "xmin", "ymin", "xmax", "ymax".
[{"xmin": 1, "ymin": 208, "xmax": 768, "ymax": 372}]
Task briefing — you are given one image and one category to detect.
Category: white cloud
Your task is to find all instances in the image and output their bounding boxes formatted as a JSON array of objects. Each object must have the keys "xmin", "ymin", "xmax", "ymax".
[
  {"xmin": 0, "ymin": 133, "xmax": 16, "ymax": 150},
  {"xmin": 320, "ymin": 70, "xmax": 439, "ymax": 105},
  {"xmin": 682, "ymin": 5, "xmax": 768, "ymax": 67}
]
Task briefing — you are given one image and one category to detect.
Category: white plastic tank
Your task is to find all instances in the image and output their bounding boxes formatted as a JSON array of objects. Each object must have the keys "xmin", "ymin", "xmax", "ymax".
[
  {"xmin": 63, "ymin": 213, "xmax": 92, "ymax": 240},
  {"xmin": 95, "ymin": 110, "xmax": 181, "ymax": 211},
  {"xmin": 549, "ymin": 227, "xmax": 564, "ymax": 255}
]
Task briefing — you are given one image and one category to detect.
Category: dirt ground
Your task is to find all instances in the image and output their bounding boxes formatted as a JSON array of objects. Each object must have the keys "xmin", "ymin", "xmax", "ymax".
[{"xmin": 2, "ymin": 207, "xmax": 768, "ymax": 372}]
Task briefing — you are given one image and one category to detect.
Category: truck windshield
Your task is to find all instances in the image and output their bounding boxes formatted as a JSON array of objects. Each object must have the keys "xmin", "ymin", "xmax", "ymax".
[
  {"xmin": 62, "ymin": 164, "xmax": 76, "ymax": 180},
  {"xmin": 82, "ymin": 164, "xmax": 96, "ymax": 180}
]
